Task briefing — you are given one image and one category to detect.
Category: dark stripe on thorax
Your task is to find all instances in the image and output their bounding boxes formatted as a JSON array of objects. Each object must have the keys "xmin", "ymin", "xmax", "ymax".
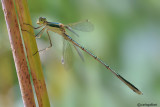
[{"xmin": 47, "ymin": 22, "xmax": 60, "ymax": 28}]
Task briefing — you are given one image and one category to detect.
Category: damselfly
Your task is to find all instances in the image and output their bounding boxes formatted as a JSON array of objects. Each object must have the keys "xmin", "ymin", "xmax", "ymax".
[{"xmin": 23, "ymin": 17, "xmax": 143, "ymax": 95}]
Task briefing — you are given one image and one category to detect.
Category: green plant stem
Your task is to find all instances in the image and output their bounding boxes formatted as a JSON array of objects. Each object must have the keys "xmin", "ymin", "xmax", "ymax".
[
  {"xmin": 1, "ymin": 0, "xmax": 36, "ymax": 106},
  {"xmin": 14, "ymin": 0, "xmax": 50, "ymax": 107}
]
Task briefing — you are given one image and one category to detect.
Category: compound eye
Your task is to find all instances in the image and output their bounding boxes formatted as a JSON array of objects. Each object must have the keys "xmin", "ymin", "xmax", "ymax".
[
  {"xmin": 39, "ymin": 17, "xmax": 42, "ymax": 21},
  {"xmin": 43, "ymin": 17, "xmax": 46, "ymax": 21}
]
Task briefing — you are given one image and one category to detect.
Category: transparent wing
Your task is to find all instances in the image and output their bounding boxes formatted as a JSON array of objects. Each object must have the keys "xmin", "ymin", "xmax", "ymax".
[
  {"xmin": 61, "ymin": 39, "xmax": 66, "ymax": 64},
  {"xmin": 65, "ymin": 20, "xmax": 94, "ymax": 32},
  {"xmin": 73, "ymin": 44, "xmax": 84, "ymax": 62},
  {"xmin": 61, "ymin": 39, "xmax": 74, "ymax": 67},
  {"xmin": 61, "ymin": 39, "xmax": 84, "ymax": 66},
  {"xmin": 65, "ymin": 26, "xmax": 79, "ymax": 37}
]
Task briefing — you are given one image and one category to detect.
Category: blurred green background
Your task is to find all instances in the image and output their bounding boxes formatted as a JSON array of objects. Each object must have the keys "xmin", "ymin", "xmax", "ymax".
[{"xmin": 0, "ymin": 0, "xmax": 160, "ymax": 107}]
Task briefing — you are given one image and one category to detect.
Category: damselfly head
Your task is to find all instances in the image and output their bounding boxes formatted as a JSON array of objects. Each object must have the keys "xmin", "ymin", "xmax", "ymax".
[{"xmin": 37, "ymin": 17, "xmax": 47, "ymax": 25}]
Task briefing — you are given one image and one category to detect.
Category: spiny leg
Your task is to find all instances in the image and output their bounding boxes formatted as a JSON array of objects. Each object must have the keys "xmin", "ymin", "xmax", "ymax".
[
  {"xmin": 22, "ymin": 23, "xmax": 45, "ymax": 37},
  {"xmin": 22, "ymin": 23, "xmax": 47, "ymax": 55},
  {"xmin": 23, "ymin": 23, "xmax": 43, "ymax": 29},
  {"xmin": 35, "ymin": 27, "xmax": 46, "ymax": 38},
  {"xmin": 22, "ymin": 27, "xmax": 46, "ymax": 38},
  {"xmin": 33, "ymin": 29, "xmax": 52, "ymax": 55}
]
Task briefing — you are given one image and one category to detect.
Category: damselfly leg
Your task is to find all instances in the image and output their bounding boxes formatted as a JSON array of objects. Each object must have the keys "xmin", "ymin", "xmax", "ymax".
[
  {"xmin": 33, "ymin": 30, "xmax": 52, "ymax": 55},
  {"xmin": 22, "ymin": 23, "xmax": 52, "ymax": 55}
]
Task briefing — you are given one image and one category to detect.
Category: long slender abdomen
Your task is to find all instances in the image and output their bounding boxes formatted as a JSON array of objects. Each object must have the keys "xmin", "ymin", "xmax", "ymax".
[{"xmin": 64, "ymin": 33, "xmax": 142, "ymax": 95}]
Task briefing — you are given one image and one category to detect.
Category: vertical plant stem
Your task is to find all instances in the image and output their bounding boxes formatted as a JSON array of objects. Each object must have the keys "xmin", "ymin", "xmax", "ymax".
[
  {"xmin": 1, "ymin": 0, "xmax": 36, "ymax": 106},
  {"xmin": 15, "ymin": 0, "xmax": 50, "ymax": 107}
]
